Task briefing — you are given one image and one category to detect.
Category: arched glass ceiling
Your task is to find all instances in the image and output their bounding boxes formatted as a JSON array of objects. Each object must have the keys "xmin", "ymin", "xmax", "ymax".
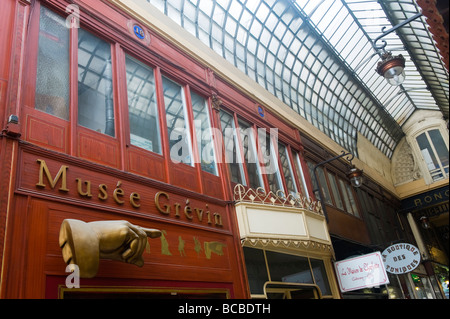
[{"xmin": 145, "ymin": 0, "xmax": 449, "ymax": 158}]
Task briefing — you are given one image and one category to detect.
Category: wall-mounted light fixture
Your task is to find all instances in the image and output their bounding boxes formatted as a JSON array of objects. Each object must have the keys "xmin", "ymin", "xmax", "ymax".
[
  {"xmin": 1, "ymin": 114, "xmax": 21, "ymax": 138},
  {"xmin": 420, "ymin": 216, "xmax": 431, "ymax": 229},
  {"xmin": 372, "ymin": 12, "xmax": 423, "ymax": 86},
  {"xmin": 313, "ymin": 151, "xmax": 363, "ymax": 223},
  {"xmin": 347, "ymin": 164, "xmax": 364, "ymax": 188},
  {"xmin": 8, "ymin": 114, "xmax": 19, "ymax": 124}
]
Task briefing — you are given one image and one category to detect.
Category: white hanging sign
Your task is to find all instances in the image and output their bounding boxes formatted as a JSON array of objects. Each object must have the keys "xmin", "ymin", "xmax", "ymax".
[
  {"xmin": 334, "ymin": 252, "xmax": 389, "ymax": 292},
  {"xmin": 381, "ymin": 243, "xmax": 421, "ymax": 274}
]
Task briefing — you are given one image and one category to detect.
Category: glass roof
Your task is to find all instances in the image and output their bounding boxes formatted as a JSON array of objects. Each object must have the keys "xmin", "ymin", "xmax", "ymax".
[{"xmin": 145, "ymin": 0, "xmax": 449, "ymax": 158}]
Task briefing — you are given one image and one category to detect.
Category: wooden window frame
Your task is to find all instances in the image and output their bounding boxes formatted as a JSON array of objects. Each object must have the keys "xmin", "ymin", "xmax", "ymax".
[{"xmin": 22, "ymin": 2, "xmax": 223, "ymax": 197}]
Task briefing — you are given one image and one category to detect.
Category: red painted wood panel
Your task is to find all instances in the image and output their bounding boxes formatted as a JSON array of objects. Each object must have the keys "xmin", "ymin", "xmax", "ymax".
[
  {"xmin": 202, "ymin": 173, "xmax": 224, "ymax": 199},
  {"xmin": 25, "ymin": 111, "xmax": 68, "ymax": 153},
  {"xmin": 78, "ymin": 129, "xmax": 121, "ymax": 169},
  {"xmin": 2, "ymin": 145, "xmax": 248, "ymax": 298},
  {"xmin": 0, "ymin": 80, "xmax": 7, "ymax": 129},
  {"xmin": 4, "ymin": 197, "xmax": 241, "ymax": 298},
  {"xmin": 128, "ymin": 147, "xmax": 167, "ymax": 182},
  {"xmin": 0, "ymin": 0, "xmax": 15, "ymax": 81},
  {"xmin": 169, "ymin": 162, "xmax": 201, "ymax": 193}
]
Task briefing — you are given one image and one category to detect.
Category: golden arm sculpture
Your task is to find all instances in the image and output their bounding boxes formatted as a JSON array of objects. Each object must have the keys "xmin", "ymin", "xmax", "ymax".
[{"xmin": 59, "ymin": 219, "xmax": 161, "ymax": 278}]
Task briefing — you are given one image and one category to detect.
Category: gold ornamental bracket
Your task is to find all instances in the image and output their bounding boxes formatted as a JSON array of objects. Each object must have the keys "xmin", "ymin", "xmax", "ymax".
[{"xmin": 59, "ymin": 219, "xmax": 161, "ymax": 278}]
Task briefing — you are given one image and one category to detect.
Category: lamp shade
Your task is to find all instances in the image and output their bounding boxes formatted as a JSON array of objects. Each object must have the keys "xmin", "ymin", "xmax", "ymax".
[
  {"xmin": 376, "ymin": 52, "xmax": 406, "ymax": 86},
  {"xmin": 347, "ymin": 166, "xmax": 363, "ymax": 188},
  {"xmin": 384, "ymin": 67, "xmax": 406, "ymax": 86}
]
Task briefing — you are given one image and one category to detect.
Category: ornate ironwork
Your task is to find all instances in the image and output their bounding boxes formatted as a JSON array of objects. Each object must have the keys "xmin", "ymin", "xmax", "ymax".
[
  {"xmin": 233, "ymin": 184, "xmax": 323, "ymax": 216},
  {"xmin": 241, "ymin": 237, "xmax": 332, "ymax": 253},
  {"xmin": 372, "ymin": 12, "xmax": 423, "ymax": 52}
]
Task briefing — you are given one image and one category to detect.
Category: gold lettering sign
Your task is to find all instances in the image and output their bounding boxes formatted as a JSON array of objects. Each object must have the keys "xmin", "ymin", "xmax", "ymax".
[
  {"xmin": 154, "ymin": 192, "xmax": 223, "ymax": 226},
  {"xmin": 35, "ymin": 159, "xmax": 223, "ymax": 228},
  {"xmin": 413, "ymin": 189, "xmax": 449, "ymax": 207},
  {"xmin": 36, "ymin": 159, "xmax": 69, "ymax": 192}
]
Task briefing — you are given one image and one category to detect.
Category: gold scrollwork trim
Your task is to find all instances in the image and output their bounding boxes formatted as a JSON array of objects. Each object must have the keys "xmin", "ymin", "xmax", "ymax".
[{"xmin": 241, "ymin": 237, "xmax": 332, "ymax": 253}]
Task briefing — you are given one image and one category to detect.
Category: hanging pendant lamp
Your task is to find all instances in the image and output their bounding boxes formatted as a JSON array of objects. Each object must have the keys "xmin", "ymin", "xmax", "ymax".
[{"xmin": 376, "ymin": 51, "xmax": 406, "ymax": 86}]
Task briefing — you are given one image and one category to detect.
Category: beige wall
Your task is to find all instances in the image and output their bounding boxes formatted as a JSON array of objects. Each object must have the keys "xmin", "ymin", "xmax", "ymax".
[
  {"xmin": 357, "ymin": 132, "xmax": 394, "ymax": 188},
  {"xmin": 392, "ymin": 110, "xmax": 449, "ymax": 198}
]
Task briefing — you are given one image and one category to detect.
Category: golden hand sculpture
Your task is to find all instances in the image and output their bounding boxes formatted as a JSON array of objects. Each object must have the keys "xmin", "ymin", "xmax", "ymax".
[{"xmin": 59, "ymin": 219, "xmax": 161, "ymax": 278}]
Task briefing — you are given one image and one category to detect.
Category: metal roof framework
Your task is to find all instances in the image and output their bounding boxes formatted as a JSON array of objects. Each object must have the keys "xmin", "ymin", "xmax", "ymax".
[{"xmin": 145, "ymin": 0, "xmax": 449, "ymax": 158}]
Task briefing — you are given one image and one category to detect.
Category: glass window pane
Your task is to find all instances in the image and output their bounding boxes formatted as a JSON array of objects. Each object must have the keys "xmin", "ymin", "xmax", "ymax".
[
  {"xmin": 310, "ymin": 259, "xmax": 332, "ymax": 296},
  {"xmin": 220, "ymin": 110, "xmax": 245, "ymax": 185},
  {"xmin": 338, "ymin": 178, "xmax": 352, "ymax": 213},
  {"xmin": 428, "ymin": 129, "xmax": 449, "ymax": 173},
  {"xmin": 279, "ymin": 143, "xmax": 298, "ymax": 196},
  {"xmin": 417, "ymin": 132, "xmax": 439, "ymax": 169},
  {"xmin": 243, "ymin": 247, "xmax": 269, "ymax": 295},
  {"xmin": 238, "ymin": 120, "xmax": 263, "ymax": 189},
  {"xmin": 263, "ymin": 134, "xmax": 282, "ymax": 193},
  {"xmin": 345, "ymin": 182, "xmax": 360, "ymax": 217},
  {"xmin": 317, "ymin": 167, "xmax": 333, "ymax": 205},
  {"xmin": 306, "ymin": 160, "xmax": 319, "ymax": 198},
  {"xmin": 327, "ymin": 172, "xmax": 344, "ymax": 210},
  {"xmin": 125, "ymin": 55, "xmax": 161, "ymax": 154},
  {"xmin": 78, "ymin": 29, "xmax": 114, "ymax": 136},
  {"xmin": 266, "ymin": 251, "xmax": 313, "ymax": 284},
  {"xmin": 162, "ymin": 76, "xmax": 193, "ymax": 165},
  {"xmin": 416, "ymin": 131, "xmax": 445, "ymax": 181},
  {"xmin": 293, "ymin": 152, "xmax": 308, "ymax": 197},
  {"xmin": 35, "ymin": 6, "xmax": 70, "ymax": 120},
  {"xmin": 191, "ymin": 91, "xmax": 218, "ymax": 175}
]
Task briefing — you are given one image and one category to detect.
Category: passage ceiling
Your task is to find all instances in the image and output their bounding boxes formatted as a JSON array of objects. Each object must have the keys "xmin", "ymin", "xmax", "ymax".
[{"xmin": 145, "ymin": 0, "xmax": 449, "ymax": 158}]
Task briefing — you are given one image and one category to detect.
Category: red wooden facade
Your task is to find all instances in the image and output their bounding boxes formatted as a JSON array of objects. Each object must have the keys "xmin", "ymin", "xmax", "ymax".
[
  {"xmin": 1, "ymin": 0, "xmax": 255, "ymax": 299},
  {"xmin": 0, "ymin": 0, "xmax": 385, "ymax": 299}
]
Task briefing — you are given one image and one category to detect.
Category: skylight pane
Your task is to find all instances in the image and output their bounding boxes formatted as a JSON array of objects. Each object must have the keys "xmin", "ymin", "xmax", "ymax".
[{"xmin": 146, "ymin": 0, "xmax": 447, "ymax": 158}]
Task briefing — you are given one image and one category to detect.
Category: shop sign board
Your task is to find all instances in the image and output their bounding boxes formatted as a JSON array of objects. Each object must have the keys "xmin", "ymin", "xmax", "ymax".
[
  {"xmin": 381, "ymin": 243, "xmax": 420, "ymax": 274},
  {"xmin": 334, "ymin": 252, "xmax": 389, "ymax": 293}
]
